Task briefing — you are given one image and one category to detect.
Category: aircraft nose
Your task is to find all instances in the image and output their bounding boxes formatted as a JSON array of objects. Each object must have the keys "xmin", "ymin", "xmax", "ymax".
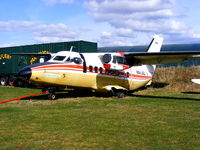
[{"xmin": 18, "ymin": 67, "xmax": 32, "ymax": 80}]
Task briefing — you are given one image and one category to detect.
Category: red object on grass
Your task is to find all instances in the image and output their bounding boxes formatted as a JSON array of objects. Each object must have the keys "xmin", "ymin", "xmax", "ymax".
[{"xmin": 0, "ymin": 91, "xmax": 48, "ymax": 104}]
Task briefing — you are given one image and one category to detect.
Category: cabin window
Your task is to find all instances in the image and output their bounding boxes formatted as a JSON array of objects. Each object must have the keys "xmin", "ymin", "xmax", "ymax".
[
  {"xmin": 53, "ymin": 56, "xmax": 66, "ymax": 61},
  {"xmin": 102, "ymin": 54, "xmax": 112, "ymax": 64},
  {"xmin": 94, "ymin": 66, "xmax": 98, "ymax": 73},
  {"xmin": 112, "ymin": 56, "xmax": 117, "ymax": 64},
  {"xmin": 72, "ymin": 57, "xmax": 82, "ymax": 64},
  {"xmin": 126, "ymin": 72, "xmax": 129, "ymax": 77},
  {"xmin": 99, "ymin": 67, "xmax": 103, "ymax": 74},
  {"xmin": 66, "ymin": 57, "xmax": 71, "ymax": 62},
  {"xmin": 89, "ymin": 66, "xmax": 93, "ymax": 72}
]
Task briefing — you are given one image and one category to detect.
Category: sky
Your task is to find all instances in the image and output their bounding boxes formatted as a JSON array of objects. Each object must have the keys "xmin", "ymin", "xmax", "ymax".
[{"xmin": 0, "ymin": 0, "xmax": 200, "ymax": 47}]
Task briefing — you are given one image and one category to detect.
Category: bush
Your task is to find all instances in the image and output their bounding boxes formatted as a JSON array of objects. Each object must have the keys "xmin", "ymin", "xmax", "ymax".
[{"xmin": 152, "ymin": 66, "xmax": 200, "ymax": 91}]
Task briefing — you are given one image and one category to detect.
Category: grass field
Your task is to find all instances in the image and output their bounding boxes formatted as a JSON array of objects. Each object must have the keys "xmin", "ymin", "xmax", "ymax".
[{"xmin": 0, "ymin": 86, "xmax": 200, "ymax": 149}]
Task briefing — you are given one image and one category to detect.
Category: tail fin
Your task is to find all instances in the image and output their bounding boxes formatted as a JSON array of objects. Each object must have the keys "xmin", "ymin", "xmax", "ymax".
[
  {"xmin": 146, "ymin": 35, "xmax": 163, "ymax": 52},
  {"xmin": 146, "ymin": 35, "xmax": 164, "ymax": 76}
]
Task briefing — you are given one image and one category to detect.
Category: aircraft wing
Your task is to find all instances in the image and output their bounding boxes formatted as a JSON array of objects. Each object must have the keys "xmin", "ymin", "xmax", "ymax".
[{"xmin": 124, "ymin": 51, "xmax": 200, "ymax": 66}]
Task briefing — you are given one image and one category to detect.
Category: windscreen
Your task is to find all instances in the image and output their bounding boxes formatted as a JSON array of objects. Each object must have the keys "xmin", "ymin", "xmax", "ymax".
[
  {"xmin": 113, "ymin": 56, "xmax": 127, "ymax": 65},
  {"xmin": 53, "ymin": 56, "xmax": 66, "ymax": 61}
]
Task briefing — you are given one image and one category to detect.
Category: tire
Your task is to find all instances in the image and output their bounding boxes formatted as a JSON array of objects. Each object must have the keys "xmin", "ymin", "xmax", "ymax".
[
  {"xmin": 48, "ymin": 93, "xmax": 57, "ymax": 100},
  {"xmin": 116, "ymin": 90, "xmax": 125, "ymax": 98},
  {"xmin": 0, "ymin": 77, "xmax": 7, "ymax": 86},
  {"xmin": 8, "ymin": 78, "xmax": 15, "ymax": 86}
]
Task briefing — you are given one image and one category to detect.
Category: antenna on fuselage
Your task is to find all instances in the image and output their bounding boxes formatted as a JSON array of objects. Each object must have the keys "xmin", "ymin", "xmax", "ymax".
[
  {"xmin": 69, "ymin": 46, "xmax": 74, "ymax": 52},
  {"xmin": 68, "ymin": 46, "xmax": 75, "ymax": 60}
]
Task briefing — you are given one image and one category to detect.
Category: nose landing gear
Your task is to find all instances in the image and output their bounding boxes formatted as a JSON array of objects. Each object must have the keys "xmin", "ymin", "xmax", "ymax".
[
  {"xmin": 48, "ymin": 93, "xmax": 57, "ymax": 100},
  {"xmin": 43, "ymin": 88, "xmax": 57, "ymax": 100}
]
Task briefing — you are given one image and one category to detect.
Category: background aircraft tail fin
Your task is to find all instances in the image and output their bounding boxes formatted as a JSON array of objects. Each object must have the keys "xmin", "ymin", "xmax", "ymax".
[
  {"xmin": 146, "ymin": 35, "xmax": 163, "ymax": 52},
  {"xmin": 146, "ymin": 35, "xmax": 163, "ymax": 75}
]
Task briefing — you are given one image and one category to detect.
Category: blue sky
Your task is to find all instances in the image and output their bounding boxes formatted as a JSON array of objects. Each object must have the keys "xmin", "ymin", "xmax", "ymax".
[{"xmin": 0, "ymin": 0, "xmax": 200, "ymax": 47}]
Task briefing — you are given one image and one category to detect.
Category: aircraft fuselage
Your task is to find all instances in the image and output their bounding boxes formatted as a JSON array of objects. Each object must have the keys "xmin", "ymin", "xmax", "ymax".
[{"xmin": 19, "ymin": 52, "xmax": 154, "ymax": 93}]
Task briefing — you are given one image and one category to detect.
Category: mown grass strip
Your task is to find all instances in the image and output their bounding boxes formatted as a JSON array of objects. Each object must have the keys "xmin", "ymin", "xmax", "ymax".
[{"xmin": 0, "ymin": 87, "xmax": 200, "ymax": 149}]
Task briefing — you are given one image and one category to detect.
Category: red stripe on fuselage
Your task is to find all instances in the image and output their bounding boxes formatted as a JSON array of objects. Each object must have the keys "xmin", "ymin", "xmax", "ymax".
[
  {"xmin": 31, "ymin": 64, "xmax": 152, "ymax": 81},
  {"xmin": 33, "ymin": 64, "xmax": 83, "ymax": 70}
]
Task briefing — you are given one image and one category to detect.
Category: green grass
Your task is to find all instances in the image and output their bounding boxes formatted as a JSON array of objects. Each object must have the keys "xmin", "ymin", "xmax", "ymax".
[{"xmin": 0, "ymin": 87, "xmax": 200, "ymax": 149}]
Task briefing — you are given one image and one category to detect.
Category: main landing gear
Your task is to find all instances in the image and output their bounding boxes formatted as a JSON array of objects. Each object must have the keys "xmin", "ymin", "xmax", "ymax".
[
  {"xmin": 111, "ymin": 89, "xmax": 126, "ymax": 98},
  {"xmin": 43, "ymin": 87, "xmax": 127, "ymax": 100}
]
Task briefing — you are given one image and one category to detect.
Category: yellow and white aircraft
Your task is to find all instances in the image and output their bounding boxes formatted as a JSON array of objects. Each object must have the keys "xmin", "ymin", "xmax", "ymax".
[{"xmin": 17, "ymin": 35, "xmax": 200, "ymax": 99}]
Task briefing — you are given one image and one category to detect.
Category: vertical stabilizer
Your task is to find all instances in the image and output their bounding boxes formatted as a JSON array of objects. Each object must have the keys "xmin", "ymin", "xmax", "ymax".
[
  {"xmin": 146, "ymin": 35, "xmax": 164, "ymax": 76},
  {"xmin": 146, "ymin": 35, "xmax": 163, "ymax": 52}
]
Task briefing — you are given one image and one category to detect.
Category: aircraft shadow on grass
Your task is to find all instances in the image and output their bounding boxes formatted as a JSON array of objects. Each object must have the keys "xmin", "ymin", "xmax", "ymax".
[
  {"xmin": 20, "ymin": 82, "xmax": 200, "ymax": 101},
  {"xmin": 130, "ymin": 94, "xmax": 200, "ymax": 101},
  {"xmin": 21, "ymin": 91, "xmax": 200, "ymax": 102},
  {"xmin": 182, "ymin": 91, "xmax": 200, "ymax": 95},
  {"xmin": 127, "ymin": 82, "xmax": 200, "ymax": 101},
  {"xmin": 21, "ymin": 90, "xmax": 111, "ymax": 100},
  {"xmin": 150, "ymin": 82, "xmax": 169, "ymax": 88}
]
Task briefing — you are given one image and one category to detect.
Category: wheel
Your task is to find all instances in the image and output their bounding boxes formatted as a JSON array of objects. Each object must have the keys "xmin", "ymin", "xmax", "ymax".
[
  {"xmin": 16, "ymin": 80, "xmax": 23, "ymax": 87},
  {"xmin": 8, "ymin": 78, "xmax": 14, "ymax": 86},
  {"xmin": 48, "ymin": 93, "xmax": 57, "ymax": 100},
  {"xmin": 0, "ymin": 77, "xmax": 7, "ymax": 86},
  {"xmin": 116, "ymin": 90, "xmax": 125, "ymax": 98}
]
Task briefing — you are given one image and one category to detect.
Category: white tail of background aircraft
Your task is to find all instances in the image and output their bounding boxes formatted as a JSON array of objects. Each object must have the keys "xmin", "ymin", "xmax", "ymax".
[{"xmin": 192, "ymin": 79, "xmax": 200, "ymax": 85}]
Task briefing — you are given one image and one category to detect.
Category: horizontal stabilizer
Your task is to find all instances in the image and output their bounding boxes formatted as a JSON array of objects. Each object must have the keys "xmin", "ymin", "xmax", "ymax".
[{"xmin": 124, "ymin": 51, "xmax": 200, "ymax": 66}]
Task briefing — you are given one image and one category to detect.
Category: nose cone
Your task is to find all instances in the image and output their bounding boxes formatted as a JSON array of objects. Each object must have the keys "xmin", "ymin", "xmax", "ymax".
[{"xmin": 18, "ymin": 67, "xmax": 32, "ymax": 80}]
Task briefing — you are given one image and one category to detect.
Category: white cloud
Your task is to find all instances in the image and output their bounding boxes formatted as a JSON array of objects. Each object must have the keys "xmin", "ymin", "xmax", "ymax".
[
  {"xmin": 42, "ymin": 0, "xmax": 74, "ymax": 6},
  {"xmin": 97, "ymin": 29, "xmax": 137, "ymax": 46},
  {"xmin": 85, "ymin": 0, "xmax": 200, "ymax": 45},
  {"xmin": 0, "ymin": 20, "xmax": 77, "ymax": 44},
  {"xmin": 32, "ymin": 23, "xmax": 77, "ymax": 41},
  {"xmin": 86, "ymin": 0, "xmax": 175, "ymax": 14},
  {"xmin": 0, "ymin": 21, "xmax": 35, "ymax": 32},
  {"xmin": 0, "ymin": 43, "xmax": 16, "ymax": 48}
]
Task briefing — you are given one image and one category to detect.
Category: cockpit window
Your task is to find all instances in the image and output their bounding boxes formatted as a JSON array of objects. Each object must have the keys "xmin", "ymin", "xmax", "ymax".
[
  {"xmin": 113, "ymin": 56, "xmax": 127, "ymax": 65},
  {"xmin": 112, "ymin": 56, "xmax": 117, "ymax": 63},
  {"xmin": 66, "ymin": 57, "xmax": 71, "ymax": 62},
  {"xmin": 53, "ymin": 56, "xmax": 66, "ymax": 61}
]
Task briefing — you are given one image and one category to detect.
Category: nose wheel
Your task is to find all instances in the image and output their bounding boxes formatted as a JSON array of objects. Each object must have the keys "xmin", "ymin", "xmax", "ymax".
[
  {"xmin": 43, "ymin": 88, "xmax": 57, "ymax": 100},
  {"xmin": 48, "ymin": 93, "xmax": 57, "ymax": 100}
]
